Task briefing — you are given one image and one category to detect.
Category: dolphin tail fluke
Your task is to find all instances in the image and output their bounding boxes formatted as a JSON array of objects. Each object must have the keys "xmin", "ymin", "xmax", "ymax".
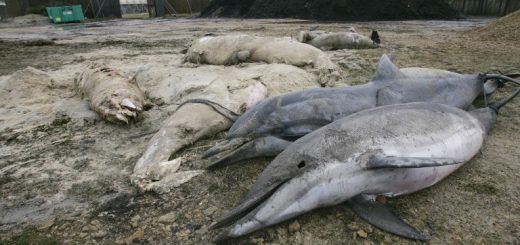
[
  {"xmin": 482, "ymin": 74, "xmax": 520, "ymax": 87},
  {"xmin": 489, "ymin": 86, "xmax": 520, "ymax": 112},
  {"xmin": 206, "ymin": 136, "xmax": 292, "ymax": 169},
  {"xmin": 481, "ymin": 73, "xmax": 520, "ymax": 97},
  {"xmin": 348, "ymin": 195, "xmax": 429, "ymax": 241}
]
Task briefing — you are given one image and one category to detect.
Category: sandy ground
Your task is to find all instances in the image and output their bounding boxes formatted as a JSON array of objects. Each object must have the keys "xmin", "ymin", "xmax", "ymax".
[{"xmin": 0, "ymin": 16, "xmax": 519, "ymax": 244}]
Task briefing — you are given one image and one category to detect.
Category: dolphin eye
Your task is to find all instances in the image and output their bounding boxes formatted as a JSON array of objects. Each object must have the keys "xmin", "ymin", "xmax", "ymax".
[{"xmin": 298, "ymin": 161, "xmax": 306, "ymax": 168}]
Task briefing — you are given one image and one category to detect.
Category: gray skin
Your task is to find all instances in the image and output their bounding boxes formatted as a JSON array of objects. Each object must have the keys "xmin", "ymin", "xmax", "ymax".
[
  {"xmin": 210, "ymin": 96, "xmax": 520, "ymax": 241},
  {"xmin": 203, "ymin": 54, "xmax": 499, "ymax": 168}
]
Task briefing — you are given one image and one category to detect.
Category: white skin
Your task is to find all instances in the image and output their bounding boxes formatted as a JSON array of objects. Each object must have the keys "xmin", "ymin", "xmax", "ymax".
[
  {"xmin": 76, "ymin": 64, "xmax": 146, "ymax": 124},
  {"xmin": 297, "ymin": 30, "xmax": 378, "ymax": 50},
  {"xmin": 185, "ymin": 35, "xmax": 341, "ymax": 85},
  {"xmin": 132, "ymin": 82, "xmax": 267, "ymax": 193}
]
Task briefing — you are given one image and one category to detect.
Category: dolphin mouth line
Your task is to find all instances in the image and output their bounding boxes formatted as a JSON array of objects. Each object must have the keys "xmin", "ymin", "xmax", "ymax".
[
  {"xmin": 204, "ymin": 139, "xmax": 253, "ymax": 169},
  {"xmin": 210, "ymin": 178, "xmax": 290, "ymax": 230},
  {"xmin": 202, "ymin": 137, "xmax": 252, "ymax": 160}
]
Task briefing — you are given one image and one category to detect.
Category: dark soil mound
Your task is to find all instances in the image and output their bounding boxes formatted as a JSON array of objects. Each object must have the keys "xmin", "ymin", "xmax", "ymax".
[{"xmin": 201, "ymin": 0, "xmax": 461, "ymax": 21}]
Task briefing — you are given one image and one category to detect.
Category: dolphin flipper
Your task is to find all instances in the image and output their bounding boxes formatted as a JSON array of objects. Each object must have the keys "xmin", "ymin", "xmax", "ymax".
[
  {"xmin": 366, "ymin": 155, "xmax": 462, "ymax": 169},
  {"xmin": 348, "ymin": 195, "xmax": 429, "ymax": 241},
  {"xmin": 206, "ymin": 136, "xmax": 292, "ymax": 169}
]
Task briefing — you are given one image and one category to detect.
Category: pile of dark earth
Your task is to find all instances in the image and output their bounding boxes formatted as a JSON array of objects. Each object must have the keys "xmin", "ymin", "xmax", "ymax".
[{"xmin": 201, "ymin": 0, "xmax": 462, "ymax": 21}]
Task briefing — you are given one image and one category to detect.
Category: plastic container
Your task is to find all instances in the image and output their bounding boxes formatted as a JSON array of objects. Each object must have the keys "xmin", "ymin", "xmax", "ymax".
[{"xmin": 46, "ymin": 5, "xmax": 84, "ymax": 23}]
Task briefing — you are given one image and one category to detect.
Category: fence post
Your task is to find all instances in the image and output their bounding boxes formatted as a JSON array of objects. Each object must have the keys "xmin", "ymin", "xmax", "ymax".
[{"xmin": 503, "ymin": 0, "xmax": 510, "ymax": 15}]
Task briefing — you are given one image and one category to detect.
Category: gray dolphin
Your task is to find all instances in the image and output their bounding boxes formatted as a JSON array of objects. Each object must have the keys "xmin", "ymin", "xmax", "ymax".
[
  {"xmin": 203, "ymin": 55, "xmax": 517, "ymax": 168},
  {"xmin": 210, "ymin": 87, "xmax": 520, "ymax": 242}
]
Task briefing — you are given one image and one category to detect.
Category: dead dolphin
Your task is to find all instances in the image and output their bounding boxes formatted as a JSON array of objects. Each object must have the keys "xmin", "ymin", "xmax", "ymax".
[
  {"xmin": 210, "ymin": 87, "xmax": 520, "ymax": 241},
  {"xmin": 185, "ymin": 35, "xmax": 337, "ymax": 70},
  {"xmin": 130, "ymin": 63, "xmax": 322, "ymax": 193},
  {"xmin": 203, "ymin": 55, "xmax": 518, "ymax": 168},
  {"xmin": 184, "ymin": 35, "xmax": 342, "ymax": 85},
  {"xmin": 131, "ymin": 82, "xmax": 268, "ymax": 192},
  {"xmin": 297, "ymin": 30, "xmax": 379, "ymax": 50},
  {"xmin": 75, "ymin": 63, "xmax": 148, "ymax": 124}
]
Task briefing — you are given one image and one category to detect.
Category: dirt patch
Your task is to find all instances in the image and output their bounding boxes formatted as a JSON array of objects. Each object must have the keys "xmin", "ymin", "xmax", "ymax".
[
  {"xmin": 10, "ymin": 14, "xmax": 50, "ymax": 26},
  {"xmin": 201, "ymin": 0, "xmax": 461, "ymax": 20},
  {"xmin": 470, "ymin": 10, "xmax": 520, "ymax": 43},
  {"xmin": 1, "ymin": 227, "xmax": 59, "ymax": 245},
  {"xmin": 0, "ymin": 17, "xmax": 519, "ymax": 245},
  {"xmin": 0, "ymin": 41, "xmax": 93, "ymax": 76}
]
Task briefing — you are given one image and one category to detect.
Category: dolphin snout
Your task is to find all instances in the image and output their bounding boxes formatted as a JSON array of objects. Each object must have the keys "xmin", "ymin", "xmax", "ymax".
[
  {"xmin": 210, "ymin": 178, "xmax": 287, "ymax": 230},
  {"xmin": 203, "ymin": 138, "xmax": 249, "ymax": 159},
  {"xmin": 213, "ymin": 230, "xmax": 231, "ymax": 243}
]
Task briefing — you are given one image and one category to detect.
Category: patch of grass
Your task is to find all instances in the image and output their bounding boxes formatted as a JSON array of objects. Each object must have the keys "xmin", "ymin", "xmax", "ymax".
[
  {"xmin": 0, "ymin": 174, "xmax": 15, "ymax": 186},
  {"xmin": 1, "ymin": 227, "xmax": 59, "ymax": 245},
  {"xmin": 207, "ymin": 183, "xmax": 220, "ymax": 193},
  {"xmin": 72, "ymin": 158, "xmax": 90, "ymax": 170},
  {"xmin": 51, "ymin": 114, "xmax": 71, "ymax": 126},
  {"xmin": 67, "ymin": 177, "xmax": 116, "ymax": 200},
  {"xmin": 387, "ymin": 198, "xmax": 411, "ymax": 215},
  {"xmin": 369, "ymin": 231, "xmax": 385, "ymax": 243},
  {"xmin": 0, "ymin": 127, "xmax": 19, "ymax": 143},
  {"xmin": 463, "ymin": 183, "xmax": 498, "ymax": 195}
]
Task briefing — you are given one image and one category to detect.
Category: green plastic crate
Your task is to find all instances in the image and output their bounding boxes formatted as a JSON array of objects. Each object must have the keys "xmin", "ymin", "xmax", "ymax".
[{"xmin": 46, "ymin": 5, "xmax": 84, "ymax": 23}]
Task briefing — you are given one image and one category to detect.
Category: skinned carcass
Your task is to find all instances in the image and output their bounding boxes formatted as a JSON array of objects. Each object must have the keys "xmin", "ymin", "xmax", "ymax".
[
  {"xmin": 185, "ymin": 35, "xmax": 342, "ymax": 85},
  {"xmin": 131, "ymin": 64, "xmax": 320, "ymax": 193},
  {"xmin": 75, "ymin": 64, "xmax": 148, "ymax": 124},
  {"xmin": 297, "ymin": 30, "xmax": 379, "ymax": 50}
]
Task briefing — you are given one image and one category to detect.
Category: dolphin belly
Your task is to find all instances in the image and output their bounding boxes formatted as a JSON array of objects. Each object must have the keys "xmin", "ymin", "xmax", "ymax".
[
  {"xmin": 366, "ymin": 123, "xmax": 485, "ymax": 196},
  {"xmin": 272, "ymin": 123, "xmax": 484, "ymax": 220}
]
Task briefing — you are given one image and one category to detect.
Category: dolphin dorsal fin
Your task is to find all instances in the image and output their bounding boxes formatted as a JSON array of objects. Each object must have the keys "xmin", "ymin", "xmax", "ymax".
[{"xmin": 372, "ymin": 54, "xmax": 407, "ymax": 82}]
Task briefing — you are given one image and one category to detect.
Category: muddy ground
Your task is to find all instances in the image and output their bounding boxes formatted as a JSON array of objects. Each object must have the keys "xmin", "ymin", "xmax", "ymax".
[{"xmin": 0, "ymin": 16, "xmax": 519, "ymax": 245}]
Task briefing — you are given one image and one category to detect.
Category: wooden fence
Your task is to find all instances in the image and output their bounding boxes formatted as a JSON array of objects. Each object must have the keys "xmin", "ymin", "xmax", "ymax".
[
  {"xmin": 6, "ymin": 0, "xmax": 519, "ymax": 19},
  {"xmin": 447, "ymin": 0, "xmax": 520, "ymax": 16},
  {"xmin": 4, "ymin": 0, "xmax": 122, "ymax": 18},
  {"xmin": 167, "ymin": 0, "xmax": 209, "ymax": 14}
]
